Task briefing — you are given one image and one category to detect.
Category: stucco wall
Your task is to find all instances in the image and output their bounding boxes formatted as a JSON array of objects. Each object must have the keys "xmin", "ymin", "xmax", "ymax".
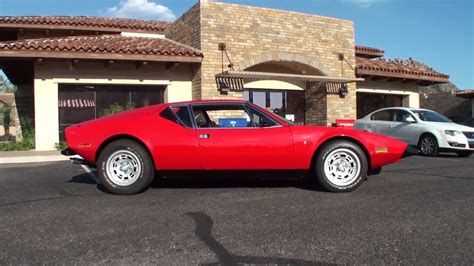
[
  {"xmin": 357, "ymin": 80, "xmax": 421, "ymax": 108},
  {"xmin": 33, "ymin": 61, "xmax": 194, "ymax": 150}
]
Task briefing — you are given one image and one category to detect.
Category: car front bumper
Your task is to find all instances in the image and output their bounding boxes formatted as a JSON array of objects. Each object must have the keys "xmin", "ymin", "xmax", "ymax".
[{"xmin": 438, "ymin": 134, "xmax": 474, "ymax": 151}]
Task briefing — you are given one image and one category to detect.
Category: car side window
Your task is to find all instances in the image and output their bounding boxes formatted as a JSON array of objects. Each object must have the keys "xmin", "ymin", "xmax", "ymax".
[
  {"xmin": 245, "ymin": 105, "xmax": 279, "ymax": 128},
  {"xmin": 192, "ymin": 104, "xmax": 251, "ymax": 128},
  {"xmin": 191, "ymin": 104, "xmax": 280, "ymax": 129},
  {"xmin": 159, "ymin": 106, "xmax": 193, "ymax": 128},
  {"xmin": 371, "ymin": 110, "xmax": 393, "ymax": 121},
  {"xmin": 394, "ymin": 110, "xmax": 415, "ymax": 123}
]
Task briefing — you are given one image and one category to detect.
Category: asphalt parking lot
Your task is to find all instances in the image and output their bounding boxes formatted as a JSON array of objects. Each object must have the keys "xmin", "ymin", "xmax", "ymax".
[{"xmin": 0, "ymin": 155, "xmax": 473, "ymax": 264}]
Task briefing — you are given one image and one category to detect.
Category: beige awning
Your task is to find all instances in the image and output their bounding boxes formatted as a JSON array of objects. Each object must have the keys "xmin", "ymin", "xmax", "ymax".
[{"xmin": 219, "ymin": 70, "xmax": 364, "ymax": 83}]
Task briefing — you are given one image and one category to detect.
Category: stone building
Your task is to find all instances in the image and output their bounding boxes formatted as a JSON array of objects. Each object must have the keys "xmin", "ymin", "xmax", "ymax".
[{"xmin": 0, "ymin": 0, "xmax": 450, "ymax": 150}]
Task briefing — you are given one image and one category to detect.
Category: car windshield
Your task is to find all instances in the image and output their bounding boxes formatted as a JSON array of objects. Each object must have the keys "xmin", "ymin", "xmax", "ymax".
[{"xmin": 412, "ymin": 110, "xmax": 451, "ymax": 123}]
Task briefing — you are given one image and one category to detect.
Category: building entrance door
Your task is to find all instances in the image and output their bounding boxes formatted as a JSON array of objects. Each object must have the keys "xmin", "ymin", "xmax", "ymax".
[{"xmin": 244, "ymin": 89, "xmax": 305, "ymax": 124}]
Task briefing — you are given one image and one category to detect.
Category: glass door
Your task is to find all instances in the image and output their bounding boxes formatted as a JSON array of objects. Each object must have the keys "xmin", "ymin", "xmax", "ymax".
[{"xmin": 244, "ymin": 89, "xmax": 305, "ymax": 124}]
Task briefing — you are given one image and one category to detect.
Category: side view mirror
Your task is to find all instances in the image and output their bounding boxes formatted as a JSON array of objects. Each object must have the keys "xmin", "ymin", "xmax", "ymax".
[{"xmin": 404, "ymin": 116, "xmax": 416, "ymax": 123}]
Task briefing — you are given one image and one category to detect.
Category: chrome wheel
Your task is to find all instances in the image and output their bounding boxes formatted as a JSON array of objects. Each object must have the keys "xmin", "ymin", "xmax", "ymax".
[
  {"xmin": 323, "ymin": 148, "xmax": 361, "ymax": 187},
  {"xmin": 106, "ymin": 150, "xmax": 142, "ymax": 186},
  {"xmin": 420, "ymin": 136, "xmax": 435, "ymax": 155}
]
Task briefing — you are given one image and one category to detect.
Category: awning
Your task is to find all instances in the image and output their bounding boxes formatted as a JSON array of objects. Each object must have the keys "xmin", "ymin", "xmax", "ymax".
[{"xmin": 216, "ymin": 70, "xmax": 364, "ymax": 92}]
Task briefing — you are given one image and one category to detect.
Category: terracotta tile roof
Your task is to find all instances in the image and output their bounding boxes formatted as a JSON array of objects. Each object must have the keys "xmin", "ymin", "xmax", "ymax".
[
  {"xmin": 0, "ymin": 34, "xmax": 202, "ymax": 62},
  {"xmin": 456, "ymin": 89, "xmax": 474, "ymax": 98},
  {"xmin": 356, "ymin": 56, "xmax": 449, "ymax": 83},
  {"xmin": 355, "ymin": 45, "xmax": 385, "ymax": 58},
  {"xmin": 0, "ymin": 16, "xmax": 170, "ymax": 34}
]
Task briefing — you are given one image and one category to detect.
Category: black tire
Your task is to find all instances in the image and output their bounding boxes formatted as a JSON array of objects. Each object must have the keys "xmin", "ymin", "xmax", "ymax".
[
  {"xmin": 314, "ymin": 140, "xmax": 368, "ymax": 192},
  {"xmin": 418, "ymin": 134, "xmax": 438, "ymax": 157},
  {"xmin": 456, "ymin": 151, "xmax": 472, "ymax": 158},
  {"xmin": 97, "ymin": 139, "xmax": 154, "ymax": 195}
]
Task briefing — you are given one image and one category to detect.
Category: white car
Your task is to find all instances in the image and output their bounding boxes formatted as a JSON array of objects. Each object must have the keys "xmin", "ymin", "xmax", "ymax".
[{"xmin": 354, "ymin": 107, "xmax": 474, "ymax": 157}]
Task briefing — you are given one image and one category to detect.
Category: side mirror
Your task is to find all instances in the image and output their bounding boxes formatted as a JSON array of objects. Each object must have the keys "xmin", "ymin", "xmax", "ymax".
[{"xmin": 404, "ymin": 116, "xmax": 416, "ymax": 123}]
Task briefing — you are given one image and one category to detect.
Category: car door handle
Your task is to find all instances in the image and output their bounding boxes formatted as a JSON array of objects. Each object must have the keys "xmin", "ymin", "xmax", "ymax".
[{"xmin": 199, "ymin": 134, "xmax": 211, "ymax": 139}]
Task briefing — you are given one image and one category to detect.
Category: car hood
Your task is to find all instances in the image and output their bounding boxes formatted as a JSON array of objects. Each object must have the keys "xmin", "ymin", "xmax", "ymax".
[{"xmin": 420, "ymin": 121, "xmax": 474, "ymax": 132}]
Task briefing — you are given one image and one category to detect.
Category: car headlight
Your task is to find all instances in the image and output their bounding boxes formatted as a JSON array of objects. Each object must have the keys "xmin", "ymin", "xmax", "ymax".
[{"xmin": 445, "ymin": 130, "xmax": 461, "ymax": 136}]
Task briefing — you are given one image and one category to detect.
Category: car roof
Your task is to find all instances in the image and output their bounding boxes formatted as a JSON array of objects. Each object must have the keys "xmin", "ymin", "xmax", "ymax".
[
  {"xmin": 371, "ymin": 107, "xmax": 430, "ymax": 112},
  {"xmin": 164, "ymin": 99, "xmax": 248, "ymax": 106}
]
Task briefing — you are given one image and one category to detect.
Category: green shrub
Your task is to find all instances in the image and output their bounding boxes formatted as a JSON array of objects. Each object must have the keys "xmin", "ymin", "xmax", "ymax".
[
  {"xmin": 101, "ymin": 102, "xmax": 136, "ymax": 116},
  {"xmin": 55, "ymin": 141, "xmax": 68, "ymax": 151},
  {"xmin": 0, "ymin": 116, "xmax": 35, "ymax": 151}
]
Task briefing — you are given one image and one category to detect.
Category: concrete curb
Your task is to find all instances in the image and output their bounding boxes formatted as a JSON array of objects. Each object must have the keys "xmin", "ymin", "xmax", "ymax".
[
  {"xmin": 0, "ymin": 151, "xmax": 70, "ymax": 164},
  {"xmin": 0, "ymin": 155, "xmax": 70, "ymax": 164}
]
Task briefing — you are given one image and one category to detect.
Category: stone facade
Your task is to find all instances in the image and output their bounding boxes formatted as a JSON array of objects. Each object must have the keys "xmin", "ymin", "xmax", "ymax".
[{"xmin": 167, "ymin": 1, "xmax": 357, "ymax": 125}]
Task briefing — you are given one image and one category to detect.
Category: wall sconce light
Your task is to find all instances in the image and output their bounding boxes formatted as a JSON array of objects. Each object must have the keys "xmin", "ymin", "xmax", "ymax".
[{"xmin": 339, "ymin": 83, "xmax": 349, "ymax": 98}]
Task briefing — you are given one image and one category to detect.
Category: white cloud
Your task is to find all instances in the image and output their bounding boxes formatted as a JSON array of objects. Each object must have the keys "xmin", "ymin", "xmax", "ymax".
[
  {"xmin": 107, "ymin": 0, "xmax": 176, "ymax": 21},
  {"xmin": 342, "ymin": 0, "xmax": 388, "ymax": 8}
]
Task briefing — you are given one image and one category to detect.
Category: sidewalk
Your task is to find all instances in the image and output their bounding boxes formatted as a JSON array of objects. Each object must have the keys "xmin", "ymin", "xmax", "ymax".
[{"xmin": 0, "ymin": 150, "xmax": 70, "ymax": 164}]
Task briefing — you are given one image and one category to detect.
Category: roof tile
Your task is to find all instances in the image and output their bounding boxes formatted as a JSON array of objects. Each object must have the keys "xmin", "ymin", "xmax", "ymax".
[
  {"xmin": 0, "ymin": 35, "xmax": 202, "ymax": 59},
  {"xmin": 0, "ymin": 16, "xmax": 170, "ymax": 33},
  {"xmin": 356, "ymin": 56, "xmax": 449, "ymax": 82}
]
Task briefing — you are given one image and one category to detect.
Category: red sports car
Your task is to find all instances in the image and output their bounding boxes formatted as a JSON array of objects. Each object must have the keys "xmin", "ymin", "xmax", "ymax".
[{"xmin": 63, "ymin": 100, "xmax": 412, "ymax": 195}]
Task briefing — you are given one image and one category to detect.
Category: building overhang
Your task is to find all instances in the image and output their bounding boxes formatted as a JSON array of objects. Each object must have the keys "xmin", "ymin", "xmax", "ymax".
[
  {"xmin": 0, "ymin": 50, "xmax": 203, "ymax": 63},
  {"xmin": 216, "ymin": 70, "xmax": 363, "ymax": 93},
  {"xmin": 356, "ymin": 69, "xmax": 449, "ymax": 85},
  {"xmin": 218, "ymin": 70, "xmax": 363, "ymax": 83},
  {"xmin": 456, "ymin": 89, "xmax": 474, "ymax": 98}
]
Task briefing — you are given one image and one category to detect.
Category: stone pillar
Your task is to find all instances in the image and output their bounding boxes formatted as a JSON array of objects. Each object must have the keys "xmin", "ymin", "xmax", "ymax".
[
  {"xmin": 305, "ymin": 83, "xmax": 327, "ymax": 126},
  {"xmin": 10, "ymin": 100, "xmax": 23, "ymax": 142},
  {"xmin": 0, "ymin": 109, "xmax": 4, "ymax": 136}
]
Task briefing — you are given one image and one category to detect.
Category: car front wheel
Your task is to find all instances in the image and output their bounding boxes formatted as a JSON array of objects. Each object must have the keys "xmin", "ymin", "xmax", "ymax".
[
  {"xmin": 98, "ymin": 139, "xmax": 155, "ymax": 195},
  {"xmin": 314, "ymin": 141, "xmax": 368, "ymax": 192},
  {"xmin": 419, "ymin": 134, "xmax": 438, "ymax": 157}
]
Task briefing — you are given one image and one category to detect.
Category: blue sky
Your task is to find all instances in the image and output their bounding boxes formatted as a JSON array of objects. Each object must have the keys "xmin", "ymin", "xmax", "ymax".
[{"xmin": 0, "ymin": 0, "xmax": 473, "ymax": 89}]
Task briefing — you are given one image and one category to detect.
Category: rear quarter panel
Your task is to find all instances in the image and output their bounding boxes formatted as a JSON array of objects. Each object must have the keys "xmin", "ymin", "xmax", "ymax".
[{"xmin": 65, "ymin": 105, "xmax": 203, "ymax": 169}]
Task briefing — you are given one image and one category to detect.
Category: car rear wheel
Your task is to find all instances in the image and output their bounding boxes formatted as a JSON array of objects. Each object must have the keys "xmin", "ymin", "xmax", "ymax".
[
  {"xmin": 314, "ymin": 140, "xmax": 368, "ymax": 192},
  {"xmin": 456, "ymin": 151, "xmax": 472, "ymax": 158},
  {"xmin": 98, "ymin": 139, "xmax": 154, "ymax": 195},
  {"xmin": 419, "ymin": 134, "xmax": 438, "ymax": 157}
]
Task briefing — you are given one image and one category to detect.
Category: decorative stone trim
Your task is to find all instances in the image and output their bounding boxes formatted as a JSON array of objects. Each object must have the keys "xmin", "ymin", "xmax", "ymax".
[{"xmin": 238, "ymin": 52, "xmax": 329, "ymax": 75}]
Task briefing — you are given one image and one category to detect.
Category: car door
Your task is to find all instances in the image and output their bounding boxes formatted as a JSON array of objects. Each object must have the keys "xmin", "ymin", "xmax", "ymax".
[
  {"xmin": 386, "ymin": 110, "xmax": 422, "ymax": 145},
  {"xmin": 192, "ymin": 103, "xmax": 294, "ymax": 170},
  {"xmin": 153, "ymin": 105, "xmax": 204, "ymax": 170}
]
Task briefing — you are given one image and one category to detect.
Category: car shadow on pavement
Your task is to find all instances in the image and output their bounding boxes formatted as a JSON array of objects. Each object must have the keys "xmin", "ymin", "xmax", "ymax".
[
  {"xmin": 67, "ymin": 171, "xmax": 327, "ymax": 193},
  {"xmin": 68, "ymin": 172, "xmax": 98, "ymax": 185},
  {"xmin": 150, "ymin": 176, "xmax": 325, "ymax": 192},
  {"xmin": 186, "ymin": 211, "xmax": 331, "ymax": 266}
]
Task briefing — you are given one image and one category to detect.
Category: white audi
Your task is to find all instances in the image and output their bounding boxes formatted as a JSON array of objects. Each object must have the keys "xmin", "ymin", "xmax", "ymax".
[{"xmin": 354, "ymin": 107, "xmax": 474, "ymax": 157}]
